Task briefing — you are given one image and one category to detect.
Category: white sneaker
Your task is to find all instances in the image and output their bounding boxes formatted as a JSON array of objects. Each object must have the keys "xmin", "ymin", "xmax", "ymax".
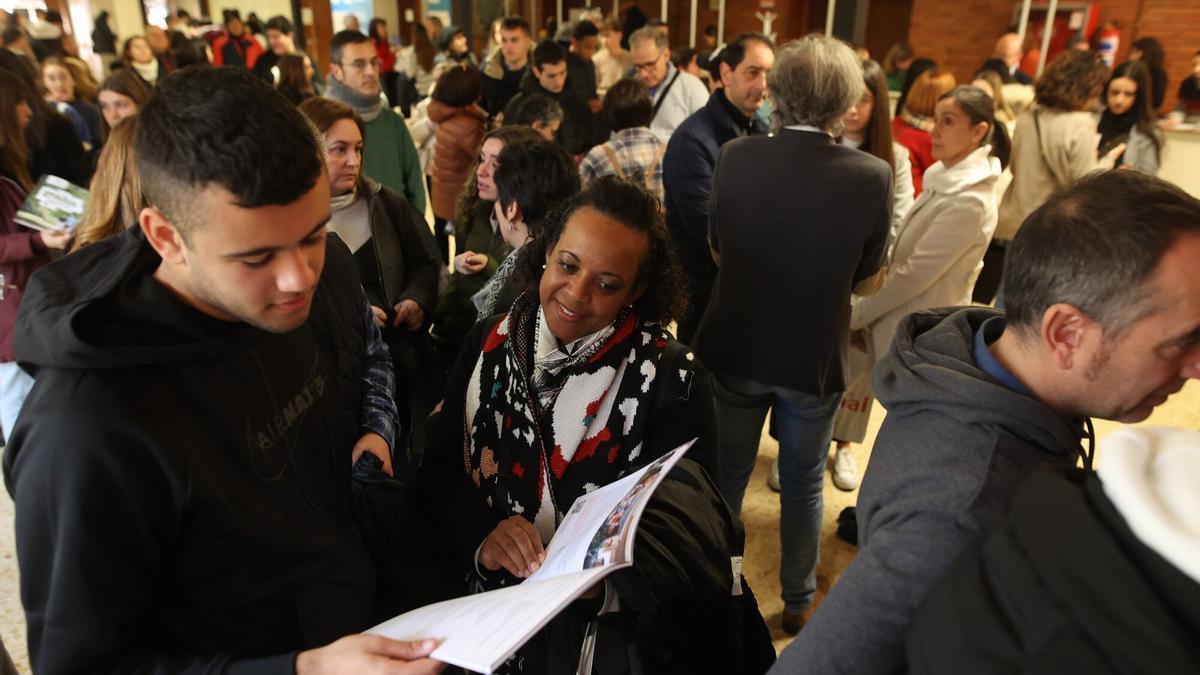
[
  {"xmin": 831, "ymin": 446, "xmax": 859, "ymax": 491},
  {"xmin": 767, "ymin": 457, "xmax": 781, "ymax": 492}
]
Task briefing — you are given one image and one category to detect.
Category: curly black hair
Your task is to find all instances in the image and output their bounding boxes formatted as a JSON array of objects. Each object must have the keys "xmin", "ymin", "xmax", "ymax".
[{"xmin": 512, "ymin": 176, "xmax": 687, "ymax": 325}]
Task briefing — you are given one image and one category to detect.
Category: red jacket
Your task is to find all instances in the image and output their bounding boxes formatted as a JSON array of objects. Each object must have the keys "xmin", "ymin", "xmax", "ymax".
[
  {"xmin": 211, "ymin": 33, "xmax": 264, "ymax": 69},
  {"xmin": 0, "ymin": 176, "xmax": 52, "ymax": 362},
  {"xmin": 892, "ymin": 116, "xmax": 934, "ymax": 196},
  {"xmin": 374, "ymin": 40, "xmax": 396, "ymax": 73}
]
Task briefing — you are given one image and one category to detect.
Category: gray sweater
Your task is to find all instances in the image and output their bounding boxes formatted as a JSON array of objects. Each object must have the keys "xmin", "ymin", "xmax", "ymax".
[{"xmin": 771, "ymin": 307, "xmax": 1086, "ymax": 675}]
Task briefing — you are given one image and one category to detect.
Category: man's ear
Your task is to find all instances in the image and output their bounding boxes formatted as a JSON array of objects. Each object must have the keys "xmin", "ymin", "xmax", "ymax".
[
  {"xmin": 1040, "ymin": 303, "xmax": 1098, "ymax": 371},
  {"xmin": 719, "ymin": 61, "xmax": 733, "ymax": 87},
  {"xmin": 329, "ymin": 64, "xmax": 344, "ymax": 83},
  {"xmin": 139, "ymin": 206, "xmax": 187, "ymax": 265}
]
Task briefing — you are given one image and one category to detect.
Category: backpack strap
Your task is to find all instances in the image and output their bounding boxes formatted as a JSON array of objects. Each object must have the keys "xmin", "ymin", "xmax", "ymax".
[{"xmin": 600, "ymin": 144, "xmax": 627, "ymax": 180}]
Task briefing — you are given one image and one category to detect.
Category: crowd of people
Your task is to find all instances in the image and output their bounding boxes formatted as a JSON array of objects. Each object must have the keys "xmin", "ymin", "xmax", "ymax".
[{"xmin": 0, "ymin": 6, "xmax": 1199, "ymax": 675}]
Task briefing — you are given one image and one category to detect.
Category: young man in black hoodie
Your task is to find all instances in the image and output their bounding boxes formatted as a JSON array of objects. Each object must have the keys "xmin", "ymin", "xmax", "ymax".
[
  {"xmin": 3, "ymin": 67, "xmax": 444, "ymax": 674},
  {"xmin": 505, "ymin": 39, "xmax": 597, "ymax": 156},
  {"xmin": 773, "ymin": 170, "xmax": 1200, "ymax": 674}
]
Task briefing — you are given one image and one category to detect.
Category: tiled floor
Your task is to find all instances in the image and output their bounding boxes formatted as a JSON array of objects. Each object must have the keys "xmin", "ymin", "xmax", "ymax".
[{"xmin": 1, "ymin": 380, "xmax": 1196, "ymax": 672}]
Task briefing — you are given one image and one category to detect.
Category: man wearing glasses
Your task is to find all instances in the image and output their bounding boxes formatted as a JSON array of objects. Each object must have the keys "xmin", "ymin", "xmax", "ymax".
[
  {"xmin": 326, "ymin": 30, "xmax": 427, "ymax": 217},
  {"xmin": 627, "ymin": 26, "xmax": 709, "ymax": 142}
]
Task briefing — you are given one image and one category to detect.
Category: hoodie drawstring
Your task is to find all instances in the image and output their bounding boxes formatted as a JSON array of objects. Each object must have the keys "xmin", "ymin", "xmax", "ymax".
[{"xmin": 1081, "ymin": 417, "xmax": 1096, "ymax": 471}]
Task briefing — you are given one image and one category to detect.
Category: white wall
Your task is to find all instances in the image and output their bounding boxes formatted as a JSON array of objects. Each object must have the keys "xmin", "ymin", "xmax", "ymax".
[{"xmin": 373, "ymin": 0, "xmax": 399, "ymax": 41}]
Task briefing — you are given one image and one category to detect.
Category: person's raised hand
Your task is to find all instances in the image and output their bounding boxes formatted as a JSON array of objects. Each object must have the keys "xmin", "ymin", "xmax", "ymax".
[
  {"xmin": 454, "ymin": 251, "xmax": 488, "ymax": 275},
  {"xmin": 40, "ymin": 229, "xmax": 72, "ymax": 250},
  {"xmin": 352, "ymin": 432, "xmax": 393, "ymax": 477},
  {"xmin": 1100, "ymin": 142, "xmax": 1127, "ymax": 168},
  {"xmin": 295, "ymin": 635, "xmax": 445, "ymax": 675},
  {"xmin": 393, "ymin": 299, "xmax": 425, "ymax": 331},
  {"xmin": 479, "ymin": 515, "xmax": 546, "ymax": 578}
]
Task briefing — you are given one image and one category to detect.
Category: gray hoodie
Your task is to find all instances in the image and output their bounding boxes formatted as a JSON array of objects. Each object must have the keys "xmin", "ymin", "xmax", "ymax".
[{"xmin": 771, "ymin": 306, "xmax": 1088, "ymax": 675}]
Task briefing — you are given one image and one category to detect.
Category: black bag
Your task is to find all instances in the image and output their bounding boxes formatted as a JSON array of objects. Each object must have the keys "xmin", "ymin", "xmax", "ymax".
[{"xmin": 536, "ymin": 459, "xmax": 776, "ymax": 675}]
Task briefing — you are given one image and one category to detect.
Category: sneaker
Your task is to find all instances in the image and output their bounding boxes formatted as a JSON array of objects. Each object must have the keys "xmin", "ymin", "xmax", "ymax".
[
  {"xmin": 767, "ymin": 457, "xmax": 781, "ymax": 492},
  {"xmin": 831, "ymin": 446, "xmax": 859, "ymax": 491}
]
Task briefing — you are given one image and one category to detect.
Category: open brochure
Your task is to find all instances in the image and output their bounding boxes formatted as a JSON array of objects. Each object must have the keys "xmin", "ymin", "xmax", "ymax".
[
  {"xmin": 14, "ymin": 174, "xmax": 88, "ymax": 232},
  {"xmin": 367, "ymin": 441, "xmax": 694, "ymax": 674}
]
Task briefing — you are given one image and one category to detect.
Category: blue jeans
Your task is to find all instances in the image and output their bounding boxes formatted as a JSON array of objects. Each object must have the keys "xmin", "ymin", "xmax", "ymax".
[
  {"xmin": 0, "ymin": 361, "xmax": 34, "ymax": 444},
  {"xmin": 713, "ymin": 372, "xmax": 842, "ymax": 613}
]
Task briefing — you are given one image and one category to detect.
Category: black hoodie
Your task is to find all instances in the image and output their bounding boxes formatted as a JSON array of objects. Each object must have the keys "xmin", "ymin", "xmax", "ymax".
[
  {"xmin": 774, "ymin": 307, "xmax": 1089, "ymax": 675},
  {"xmin": 3, "ymin": 228, "xmax": 380, "ymax": 673},
  {"xmin": 506, "ymin": 71, "xmax": 598, "ymax": 155}
]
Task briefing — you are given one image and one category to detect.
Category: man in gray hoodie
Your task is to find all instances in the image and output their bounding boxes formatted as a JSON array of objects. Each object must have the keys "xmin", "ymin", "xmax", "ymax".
[{"xmin": 772, "ymin": 170, "xmax": 1200, "ymax": 674}]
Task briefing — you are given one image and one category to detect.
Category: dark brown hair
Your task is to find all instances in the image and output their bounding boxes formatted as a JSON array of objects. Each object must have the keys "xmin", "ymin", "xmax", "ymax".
[
  {"xmin": 1036, "ymin": 49, "xmax": 1108, "ymax": 111},
  {"xmin": 277, "ymin": 53, "xmax": 314, "ymax": 96},
  {"xmin": 603, "ymin": 77, "xmax": 652, "ymax": 131},
  {"xmin": 98, "ymin": 70, "xmax": 151, "ymax": 134},
  {"xmin": 856, "ymin": 59, "xmax": 895, "ymax": 171},
  {"xmin": 0, "ymin": 69, "xmax": 32, "ymax": 190},
  {"xmin": 451, "ymin": 125, "xmax": 543, "ymax": 239},
  {"xmin": 431, "ymin": 63, "xmax": 482, "ymax": 108}
]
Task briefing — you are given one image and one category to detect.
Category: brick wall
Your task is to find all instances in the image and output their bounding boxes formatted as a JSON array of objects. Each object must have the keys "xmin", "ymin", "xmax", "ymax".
[{"xmin": 907, "ymin": 0, "xmax": 1199, "ymax": 113}]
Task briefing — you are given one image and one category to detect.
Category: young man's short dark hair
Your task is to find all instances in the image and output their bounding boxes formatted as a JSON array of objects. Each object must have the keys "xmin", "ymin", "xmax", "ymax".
[
  {"xmin": 135, "ymin": 66, "xmax": 323, "ymax": 236},
  {"xmin": 503, "ymin": 92, "xmax": 563, "ymax": 129},
  {"xmin": 704, "ymin": 24, "xmax": 717, "ymax": 38},
  {"xmin": 1005, "ymin": 170, "xmax": 1200, "ymax": 338},
  {"xmin": 532, "ymin": 38, "xmax": 566, "ymax": 70},
  {"xmin": 603, "ymin": 77, "xmax": 653, "ymax": 131},
  {"xmin": 265, "ymin": 15, "xmax": 293, "ymax": 35},
  {"xmin": 572, "ymin": 20, "xmax": 599, "ymax": 42},
  {"xmin": 329, "ymin": 29, "xmax": 370, "ymax": 66},
  {"xmin": 431, "ymin": 63, "xmax": 483, "ymax": 108},
  {"xmin": 501, "ymin": 16, "xmax": 530, "ymax": 35},
  {"xmin": 494, "ymin": 138, "xmax": 581, "ymax": 229}
]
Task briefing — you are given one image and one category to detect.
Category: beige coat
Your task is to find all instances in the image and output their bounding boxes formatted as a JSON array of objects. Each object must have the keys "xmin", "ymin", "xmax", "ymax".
[
  {"xmin": 995, "ymin": 107, "xmax": 1099, "ymax": 241},
  {"xmin": 852, "ymin": 145, "xmax": 1001, "ymax": 360}
]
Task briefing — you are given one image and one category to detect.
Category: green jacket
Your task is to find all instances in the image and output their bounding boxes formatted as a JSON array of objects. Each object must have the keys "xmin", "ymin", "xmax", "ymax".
[{"xmin": 364, "ymin": 107, "xmax": 427, "ymax": 215}]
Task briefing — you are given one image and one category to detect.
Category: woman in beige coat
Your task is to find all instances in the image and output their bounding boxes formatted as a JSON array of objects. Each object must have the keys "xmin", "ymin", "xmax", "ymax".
[
  {"xmin": 977, "ymin": 50, "xmax": 1122, "ymax": 302},
  {"xmin": 852, "ymin": 86, "xmax": 1009, "ymax": 366}
]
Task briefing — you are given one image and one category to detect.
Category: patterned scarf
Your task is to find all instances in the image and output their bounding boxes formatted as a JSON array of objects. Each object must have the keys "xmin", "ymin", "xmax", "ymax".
[{"xmin": 462, "ymin": 290, "xmax": 671, "ymax": 553}]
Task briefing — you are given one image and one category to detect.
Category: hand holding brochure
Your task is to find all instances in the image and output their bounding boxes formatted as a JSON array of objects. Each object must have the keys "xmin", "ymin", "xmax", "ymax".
[
  {"xmin": 14, "ymin": 175, "xmax": 89, "ymax": 232},
  {"xmin": 367, "ymin": 441, "xmax": 694, "ymax": 674}
]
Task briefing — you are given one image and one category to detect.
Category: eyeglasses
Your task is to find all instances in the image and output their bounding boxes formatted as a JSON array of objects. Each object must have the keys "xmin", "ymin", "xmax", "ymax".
[
  {"xmin": 341, "ymin": 57, "xmax": 382, "ymax": 71},
  {"xmin": 632, "ymin": 51, "xmax": 665, "ymax": 73}
]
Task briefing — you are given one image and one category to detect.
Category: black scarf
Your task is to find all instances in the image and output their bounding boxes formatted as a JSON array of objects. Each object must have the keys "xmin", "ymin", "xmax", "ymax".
[{"xmin": 1097, "ymin": 107, "xmax": 1137, "ymax": 157}]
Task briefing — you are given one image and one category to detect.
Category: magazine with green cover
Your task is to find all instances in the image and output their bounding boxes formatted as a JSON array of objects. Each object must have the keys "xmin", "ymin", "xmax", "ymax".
[{"xmin": 14, "ymin": 174, "xmax": 89, "ymax": 232}]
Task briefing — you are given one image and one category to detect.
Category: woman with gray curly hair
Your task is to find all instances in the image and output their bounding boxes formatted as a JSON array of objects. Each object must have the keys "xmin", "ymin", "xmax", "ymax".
[{"xmin": 691, "ymin": 33, "xmax": 893, "ymax": 636}]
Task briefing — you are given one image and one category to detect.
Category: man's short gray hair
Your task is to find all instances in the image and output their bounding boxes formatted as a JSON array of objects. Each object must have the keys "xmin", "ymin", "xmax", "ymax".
[
  {"xmin": 628, "ymin": 26, "xmax": 667, "ymax": 51},
  {"xmin": 767, "ymin": 34, "xmax": 863, "ymax": 133}
]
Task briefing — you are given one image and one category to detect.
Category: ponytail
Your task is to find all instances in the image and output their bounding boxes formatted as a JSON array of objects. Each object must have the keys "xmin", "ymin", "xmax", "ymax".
[{"xmin": 939, "ymin": 85, "xmax": 1010, "ymax": 170}]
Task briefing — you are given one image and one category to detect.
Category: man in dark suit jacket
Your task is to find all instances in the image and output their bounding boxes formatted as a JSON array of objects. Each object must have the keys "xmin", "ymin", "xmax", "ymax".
[
  {"xmin": 691, "ymin": 34, "xmax": 892, "ymax": 636},
  {"xmin": 662, "ymin": 32, "xmax": 775, "ymax": 344}
]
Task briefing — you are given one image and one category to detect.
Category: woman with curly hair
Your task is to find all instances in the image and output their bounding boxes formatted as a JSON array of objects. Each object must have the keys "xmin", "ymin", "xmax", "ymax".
[
  {"xmin": 984, "ymin": 49, "xmax": 1124, "ymax": 302},
  {"xmin": 431, "ymin": 124, "xmax": 541, "ymax": 369},
  {"xmin": 417, "ymin": 175, "xmax": 719, "ymax": 670},
  {"xmin": 420, "ymin": 174, "xmax": 715, "ymax": 578}
]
